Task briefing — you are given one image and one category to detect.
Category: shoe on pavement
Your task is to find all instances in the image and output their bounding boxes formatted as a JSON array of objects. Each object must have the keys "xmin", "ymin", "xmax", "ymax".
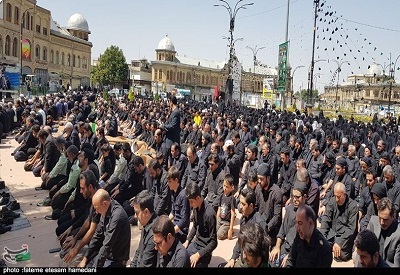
[{"xmin": 0, "ymin": 223, "xmax": 11, "ymax": 234}]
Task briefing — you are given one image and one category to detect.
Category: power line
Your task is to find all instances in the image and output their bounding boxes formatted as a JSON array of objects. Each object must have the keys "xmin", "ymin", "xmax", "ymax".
[
  {"xmin": 238, "ymin": 0, "xmax": 300, "ymax": 19},
  {"xmin": 334, "ymin": 15, "xmax": 400, "ymax": 33}
]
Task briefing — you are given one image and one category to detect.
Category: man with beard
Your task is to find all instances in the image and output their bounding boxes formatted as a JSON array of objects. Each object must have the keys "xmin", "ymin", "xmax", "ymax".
[
  {"xmin": 269, "ymin": 182, "xmax": 307, "ymax": 267},
  {"xmin": 285, "ymin": 204, "xmax": 333, "ymax": 267},
  {"xmin": 366, "ymin": 197, "xmax": 400, "ymax": 267},
  {"xmin": 148, "ymin": 158, "xmax": 171, "ymax": 216},
  {"xmin": 319, "ymin": 182, "xmax": 358, "ymax": 262},
  {"xmin": 255, "ymin": 163, "xmax": 282, "ymax": 246},
  {"xmin": 181, "ymin": 144, "xmax": 207, "ymax": 190},
  {"xmin": 61, "ymin": 170, "xmax": 101, "ymax": 266}
]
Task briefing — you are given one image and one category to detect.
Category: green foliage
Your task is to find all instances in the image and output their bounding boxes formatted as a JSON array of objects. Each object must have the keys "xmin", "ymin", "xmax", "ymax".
[
  {"xmin": 91, "ymin": 45, "xmax": 129, "ymax": 88},
  {"xmin": 103, "ymin": 90, "xmax": 109, "ymax": 102},
  {"xmin": 295, "ymin": 89, "xmax": 319, "ymax": 100}
]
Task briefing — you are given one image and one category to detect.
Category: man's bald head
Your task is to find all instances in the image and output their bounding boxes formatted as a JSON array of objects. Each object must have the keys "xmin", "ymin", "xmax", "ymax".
[{"xmin": 92, "ymin": 189, "xmax": 111, "ymax": 217}]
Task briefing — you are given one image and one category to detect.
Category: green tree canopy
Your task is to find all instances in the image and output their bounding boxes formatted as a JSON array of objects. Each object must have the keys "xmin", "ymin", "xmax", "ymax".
[
  {"xmin": 91, "ymin": 45, "xmax": 129, "ymax": 88},
  {"xmin": 295, "ymin": 89, "xmax": 319, "ymax": 101}
]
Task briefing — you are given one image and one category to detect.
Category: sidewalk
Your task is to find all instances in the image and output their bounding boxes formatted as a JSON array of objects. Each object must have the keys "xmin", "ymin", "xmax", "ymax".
[{"xmin": 0, "ymin": 134, "xmax": 353, "ymax": 267}]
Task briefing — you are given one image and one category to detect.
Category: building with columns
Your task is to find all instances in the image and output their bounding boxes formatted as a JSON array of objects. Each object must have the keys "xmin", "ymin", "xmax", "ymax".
[
  {"xmin": 141, "ymin": 35, "xmax": 277, "ymax": 105},
  {"xmin": 321, "ymin": 62, "xmax": 400, "ymax": 114},
  {"xmin": 0, "ymin": 0, "xmax": 92, "ymax": 91}
]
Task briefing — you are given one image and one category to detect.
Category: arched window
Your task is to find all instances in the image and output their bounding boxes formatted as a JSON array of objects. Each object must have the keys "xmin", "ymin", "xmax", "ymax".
[
  {"xmin": 56, "ymin": 51, "xmax": 59, "ymax": 64},
  {"xmin": 12, "ymin": 37, "xmax": 18, "ymax": 57},
  {"xmin": 82, "ymin": 57, "xmax": 87, "ymax": 69},
  {"xmin": 43, "ymin": 46, "xmax": 47, "ymax": 61},
  {"xmin": 158, "ymin": 69, "xmax": 162, "ymax": 80},
  {"xmin": 5, "ymin": 3, "xmax": 12, "ymax": 22},
  {"xmin": 72, "ymin": 54, "xmax": 76, "ymax": 67},
  {"xmin": 14, "ymin": 7, "xmax": 19, "ymax": 25},
  {"xmin": 186, "ymin": 72, "xmax": 191, "ymax": 83},
  {"xmin": 179, "ymin": 71, "xmax": 183, "ymax": 82},
  {"xmin": 35, "ymin": 44, "xmax": 40, "ymax": 60},
  {"xmin": 77, "ymin": 56, "xmax": 81, "ymax": 67},
  {"xmin": 61, "ymin": 52, "xmax": 65, "ymax": 65},
  {"xmin": 50, "ymin": 50, "xmax": 54, "ymax": 63},
  {"xmin": 5, "ymin": 35, "xmax": 11, "ymax": 56},
  {"xmin": 202, "ymin": 75, "xmax": 205, "ymax": 84},
  {"xmin": 170, "ymin": 70, "xmax": 173, "ymax": 81}
]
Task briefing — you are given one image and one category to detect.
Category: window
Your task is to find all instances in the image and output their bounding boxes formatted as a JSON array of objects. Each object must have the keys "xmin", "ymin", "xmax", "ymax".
[
  {"xmin": 61, "ymin": 52, "xmax": 65, "ymax": 65},
  {"xmin": 56, "ymin": 51, "xmax": 59, "ymax": 64},
  {"xmin": 6, "ymin": 3, "xmax": 12, "ymax": 22},
  {"xmin": 202, "ymin": 75, "xmax": 205, "ymax": 84},
  {"xmin": 5, "ymin": 36, "xmax": 11, "ymax": 56},
  {"xmin": 77, "ymin": 56, "xmax": 81, "ymax": 68},
  {"xmin": 158, "ymin": 69, "xmax": 162, "ymax": 80},
  {"xmin": 206, "ymin": 75, "xmax": 209, "ymax": 85},
  {"xmin": 186, "ymin": 72, "xmax": 191, "ymax": 83},
  {"xmin": 43, "ymin": 47, "xmax": 47, "ymax": 61},
  {"xmin": 50, "ymin": 50, "xmax": 54, "ymax": 63},
  {"xmin": 12, "ymin": 37, "xmax": 18, "ymax": 57},
  {"xmin": 72, "ymin": 54, "xmax": 76, "ymax": 67},
  {"xmin": 67, "ymin": 54, "xmax": 71, "ymax": 66},
  {"xmin": 36, "ymin": 25, "xmax": 41, "ymax": 34},
  {"xmin": 43, "ymin": 27, "xmax": 48, "ymax": 36},
  {"xmin": 35, "ymin": 45, "xmax": 40, "ymax": 60},
  {"xmin": 82, "ymin": 57, "xmax": 87, "ymax": 69},
  {"xmin": 14, "ymin": 7, "xmax": 19, "ymax": 25},
  {"xmin": 166, "ymin": 71, "xmax": 170, "ymax": 80},
  {"xmin": 26, "ymin": 12, "xmax": 31, "ymax": 30},
  {"xmin": 0, "ymin": 36, "xmax": 3, "ymax": 55}
]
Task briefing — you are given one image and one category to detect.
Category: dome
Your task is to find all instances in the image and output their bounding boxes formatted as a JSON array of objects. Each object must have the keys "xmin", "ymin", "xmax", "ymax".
[
  {"xmin": 368, "ymin": 62, "xmax": 382, "ymax": 75},
  {"xmin": 66, "ymin": 13, "xmax": 90, "ymax": 33},
  {"xmin": 157, "ymin": 35, "xmax": 175, "ymax": 52}
]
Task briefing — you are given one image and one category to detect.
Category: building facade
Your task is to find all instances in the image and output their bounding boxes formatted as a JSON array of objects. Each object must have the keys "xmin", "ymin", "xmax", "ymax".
[
  {"xmin": 0, "ymin": 0, "xmax": 92, "ymax": 91},
  {"xmin": 149, "ymin": 35, "xmax": 277, "ymax": 105},
  {"xmin": 321, "ymin": 62, "xmax": 400, "ymax": 114}
]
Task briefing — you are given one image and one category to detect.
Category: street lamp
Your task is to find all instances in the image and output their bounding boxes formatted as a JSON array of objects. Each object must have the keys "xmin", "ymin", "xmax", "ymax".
[
  {"xmin": 290, "ymin": 65, "xmax": 304, "ymax": 106},
  {"xmin": 246, "ymin": 45, "xmax": 265, "ymax": 93},
  {"xmin": 20, "ymin": 7, "xmax": 34, "ymax": 95},
  {"xmin": 331, "ymin": 59, "xmax": 349, "ymax": 110},
  {"xmin": 215, "ymin": 0, "xmax": 254, "ymax": 104}
]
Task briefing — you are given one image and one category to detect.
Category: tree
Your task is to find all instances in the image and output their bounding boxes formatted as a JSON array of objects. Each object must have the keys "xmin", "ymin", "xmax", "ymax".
[
  {"xmin": 91, "ymin": 45, "xmax": 129, "ymax": 88},
  {"xmin": 295, "ymin": 89, "xmax": 319, "ymax": 101}
]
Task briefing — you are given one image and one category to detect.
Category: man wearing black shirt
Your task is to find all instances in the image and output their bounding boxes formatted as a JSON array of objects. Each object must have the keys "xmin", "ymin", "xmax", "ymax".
[
  {"xmin": 78, "ymin": 189, "xmax": 130, "ymax": 267},
  {"xmin": 183, "ymin": 181, "xmax": 217, "ymax": 267}
]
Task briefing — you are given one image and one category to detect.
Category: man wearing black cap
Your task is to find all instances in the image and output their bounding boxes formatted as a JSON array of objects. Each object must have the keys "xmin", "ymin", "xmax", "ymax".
[
  {"xmin": 269, "ymin": 182, "xmax": 307, "ymax": 267},
  {"xmin": 255, "ymin": 162, "xmax": 282, "ymax": 246}
]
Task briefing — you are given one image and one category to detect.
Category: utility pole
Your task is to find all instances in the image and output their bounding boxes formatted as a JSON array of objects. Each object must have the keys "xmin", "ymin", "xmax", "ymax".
[
  {"xmin": 307, "ymin": 0, "xmax": 320, "ymax": 115},
  {"xmin": 282, "ymin": 0, "xmax": 290, "ymax": 111}
]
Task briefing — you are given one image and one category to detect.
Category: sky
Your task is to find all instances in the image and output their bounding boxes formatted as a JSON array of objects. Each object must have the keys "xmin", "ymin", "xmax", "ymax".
[{"xmin": 37, "ymin": 0, "xmax": 400, "ymax": 94}]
